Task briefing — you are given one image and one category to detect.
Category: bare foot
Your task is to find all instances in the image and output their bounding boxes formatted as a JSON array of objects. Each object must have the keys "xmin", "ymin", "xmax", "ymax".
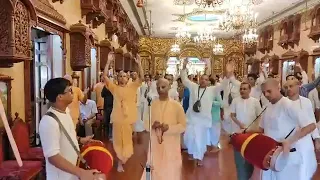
[
  {"xmin": 188, "ymin": 155, "xmax": 194, "ymax": 160},
  {"xmin": 196, "ymin": 160, "xmax": 203, "ymax": 166},
  {"xmin": 117, "ymin": 162, "xmax": 125, "ymax": 172},
  {"xmin": 210, "ymin": 146, "xmax": 220, "ymax": 153}
]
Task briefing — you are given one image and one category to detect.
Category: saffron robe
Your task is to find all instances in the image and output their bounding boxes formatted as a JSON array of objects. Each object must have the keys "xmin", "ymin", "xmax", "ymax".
[
  {"xmin": 105, "ymin": 79, "xmax": 141, "ymax": 163},
  {"xmin": 69, "ymin": 86, "xmax": 84, "ymax": 126},
  {"xmin": 141, "ymin": 99, "xmax": 186, "ymax": 180}
]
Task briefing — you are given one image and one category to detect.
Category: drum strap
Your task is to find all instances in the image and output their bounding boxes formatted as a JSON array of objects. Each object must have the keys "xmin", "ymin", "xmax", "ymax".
[
  {"xmin": 243, "ymin": 107, "xmax": 267, "ymax": 133},
  {"xmin": 46, "ymin": 112, "xmax": 90, "ymax": 169}
]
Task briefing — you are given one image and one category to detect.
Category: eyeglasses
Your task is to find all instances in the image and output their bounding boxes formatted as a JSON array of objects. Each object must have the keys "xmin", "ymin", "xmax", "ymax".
[{"xmin": 63, "ymin": 87, "xmax": 73, "ymax": 94}]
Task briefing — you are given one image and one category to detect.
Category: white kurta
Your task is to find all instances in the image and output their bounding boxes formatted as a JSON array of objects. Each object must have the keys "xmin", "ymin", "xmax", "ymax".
[
  {"xmin": 219, "ymin": 76, "xmax": 241, "ymax": 134},
  {"xmin": 308, "ymin": 88, "xmax": 320, "ymax": 112},
  {"xmin": 250, "ymin": 72, "xmax": 269, "ymax": 108},
  {"xmin": 290, "ymin": 96, "xmax": 318, "ymax": 179},
  {"xmin": 259, "ymin": 97, "xmax": 316, "ymax": 180},
  {"xmin": 134, "ymin": 86, "xmax": 145, "ymax": 132},
  {"xmin": 180, "ymin": 69, "xmax": 217, "ymax": 160},
  {"xmin": 230, "ymin": 96, "xmax": 262, "ymax": 133}
]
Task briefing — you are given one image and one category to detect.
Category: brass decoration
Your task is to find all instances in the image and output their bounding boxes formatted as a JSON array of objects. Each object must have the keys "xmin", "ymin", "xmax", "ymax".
[{"xmin": 139, "ymin": 37, "xmax": 244, "ymax": 76}]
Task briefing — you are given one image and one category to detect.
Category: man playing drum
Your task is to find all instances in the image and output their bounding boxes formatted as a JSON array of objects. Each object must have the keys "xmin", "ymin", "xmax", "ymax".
[{"xmin": 255, "ymin": 78, "xmax": 316, "ymax": 180}]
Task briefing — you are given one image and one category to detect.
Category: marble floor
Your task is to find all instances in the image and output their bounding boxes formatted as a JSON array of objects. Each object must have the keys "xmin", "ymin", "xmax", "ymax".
[{"xmin": 104, "ymin": 132, "xmax": 320, "ymax": 180}]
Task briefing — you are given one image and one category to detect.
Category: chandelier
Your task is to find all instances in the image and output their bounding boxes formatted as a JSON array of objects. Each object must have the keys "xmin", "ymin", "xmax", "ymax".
[
  {"xmin": 195, "ymin": 0, "xmax": 224, "ymax": 8},
  {"xmin": 243, "ymin": 28, "xmax": 258, "ymax": 44},
  {"xmin": 219, "ymin": 4, "xmax": 257, "ymax": 31},
  {"xmin": 171, "ymin": 43, "xmax": 181, "ymax": 52},
  {"xmin": 213, "ymin": 42, "xmax": 224, "ymax": 54},
  {"xmin": 176, "ymin": 26, "xmax": 191, "ymax": 39},
  {"xmin": 193, "ymin": 26, "xmax": 215, "ymax": 43},
  {"xmin": 174, "ymin": 0, "xmax": 193, "ymax": 5}
]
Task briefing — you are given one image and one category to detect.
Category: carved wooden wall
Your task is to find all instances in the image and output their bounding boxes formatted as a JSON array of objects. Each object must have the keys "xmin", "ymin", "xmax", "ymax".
[
  {"xmin": 139, "ymin": 37, "xmax": 245, "ymax": 77},
  {"xmin": 309, "ymin": 4, "xmax": 320, "ymax": 42},
  {"xmin": 99, "ymin": 38, "xmax": 112, "ymax": 71},
  {"xmin": 278, "ymin": 14, "xmax": 301, "ymax": 49},
  {"xmin": 257, "ymin": 25, "xmax": 273, "ymax": 54},
  {"xmin": 0, "ymin": 0, "xmax": 37, "ymax": 67},
  {"xmin": 69, "ymin": 21, "xmax": 94, "ymax": 71}
]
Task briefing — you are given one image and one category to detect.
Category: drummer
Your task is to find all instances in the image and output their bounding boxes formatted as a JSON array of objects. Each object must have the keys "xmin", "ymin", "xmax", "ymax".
[
  {"xmin": 257, "ymin": 78, "xmax": 316, "ymax": 179},
  {"xmin": 230, "ymin": 82, "xmax": 262, "ymax": 180}
]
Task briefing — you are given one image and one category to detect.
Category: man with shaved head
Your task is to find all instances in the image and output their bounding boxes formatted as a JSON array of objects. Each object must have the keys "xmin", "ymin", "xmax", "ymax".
[
  {"xmin": 141, "ymin": 77, "xmax": 186, "ymax": 180},
  {"xmin": 180, "ymin": 58, "xmax": 220, "ymax": 166},
  {"xmin": 284, "ymin": 79, "xmax": 319, "ymax": 178},
  {"xmin": 103, "ymin": 52, "xmax": 144, "ymax": 172},
  {"xmin": 251, "ymin": 78, "xmax": 317, "ymax": 179}
]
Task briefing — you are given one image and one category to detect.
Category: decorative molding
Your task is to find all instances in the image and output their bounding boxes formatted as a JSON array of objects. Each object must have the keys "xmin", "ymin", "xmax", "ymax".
[{"xmin": 33, "ymin": 0, "xmax": 66, "ymax": 25}]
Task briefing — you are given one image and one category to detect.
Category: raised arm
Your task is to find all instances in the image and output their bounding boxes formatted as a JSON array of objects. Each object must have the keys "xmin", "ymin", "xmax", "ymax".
[
  {"xmin": 135, "ymin": 54, "xmax": 144, "ymax": 82},
  {"xmin": 103, "ymin": 52, "xmax": 117, "ymax": 93},
  {"xmin": 181, "ymin": 58, "xmax": 197, "ymax": 89}
]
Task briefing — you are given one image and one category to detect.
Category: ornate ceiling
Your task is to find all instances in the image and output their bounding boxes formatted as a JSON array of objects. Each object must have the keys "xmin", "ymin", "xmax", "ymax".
[{"xmin": 121, "ymin": 0, "xmax": 313, "ymax": 38}]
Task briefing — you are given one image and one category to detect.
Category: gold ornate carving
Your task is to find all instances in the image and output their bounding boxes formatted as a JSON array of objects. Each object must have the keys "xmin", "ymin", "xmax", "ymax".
[{"xmin": 139, "ymin": 37, "xmax": 244, "ymax": 76}]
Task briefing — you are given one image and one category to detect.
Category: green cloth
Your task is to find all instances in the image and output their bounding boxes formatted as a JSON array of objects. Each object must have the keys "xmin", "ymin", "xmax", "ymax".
[
  {"xmin": 234, "ymin": 150, "xmax": 254, "ymax": 180},
  {"xmin": 211, "ymin": 94, "xmax": 222, "ymax": 123}
]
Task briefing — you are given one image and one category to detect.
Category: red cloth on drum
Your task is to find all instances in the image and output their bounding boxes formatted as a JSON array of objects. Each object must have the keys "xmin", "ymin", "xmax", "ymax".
[
  {"xmin": 230, "ymin": 133, "xmax": 253, "ymax": 152},
  {"xmin": 78, "ymin": 141, "xmax": 113, "ymax": 175},
  {"xmin": 243, "ymin": 134, "xmax": 278, "ymax": 170},
  {"xmin": 230, "ymin": 133, "xmax": 279, "ymax": 170}
]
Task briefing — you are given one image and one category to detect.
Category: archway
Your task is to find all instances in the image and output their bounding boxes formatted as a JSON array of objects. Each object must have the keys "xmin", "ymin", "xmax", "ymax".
[
  {"xmin": 165, "ymin": 47, "xmax": 206, "ymax": 76},
  {"xmin": 165, "ymin": 56, "xmax": 206, "ymax": 76}
]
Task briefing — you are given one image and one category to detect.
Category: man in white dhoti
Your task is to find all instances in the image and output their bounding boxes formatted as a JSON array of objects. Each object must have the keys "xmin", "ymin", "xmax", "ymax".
[
  {"xmin": 220, "ymin": 62, "xmax": 241, "ymax": 134},
  {"xmin": 230, "ymin": 82, "xmax": 262, "ymax": 180},
  {"xmin": 180, "ymin": 58, "xmax": 218, "ymax": 166},
  {"xmin": 257, "ymin": 79, "xmax": 316, "ymax": 180},
  {"xmin": 164, "ymin": 74, "xmax": 179, "ymax": 101},
  {"xmin": 141, "ymin": 78, "xmax": 186, "ymax": 180},
  {"xmin": 132, "ymin": 72, "xmax": 145, "ymax": 143},
  {"xmin": 140, "ymin": 74, "xmax": 152, "ymax": 125}
]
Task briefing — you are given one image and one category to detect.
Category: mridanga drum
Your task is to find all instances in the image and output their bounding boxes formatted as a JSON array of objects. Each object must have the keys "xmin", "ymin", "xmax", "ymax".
[
  {"xmin": 230, "ymin": 133, "xmax": 296, "ymax": 172},
  {"xmin": 77, "ymin": 141, "xmax": 113, "ymax": 177}
]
